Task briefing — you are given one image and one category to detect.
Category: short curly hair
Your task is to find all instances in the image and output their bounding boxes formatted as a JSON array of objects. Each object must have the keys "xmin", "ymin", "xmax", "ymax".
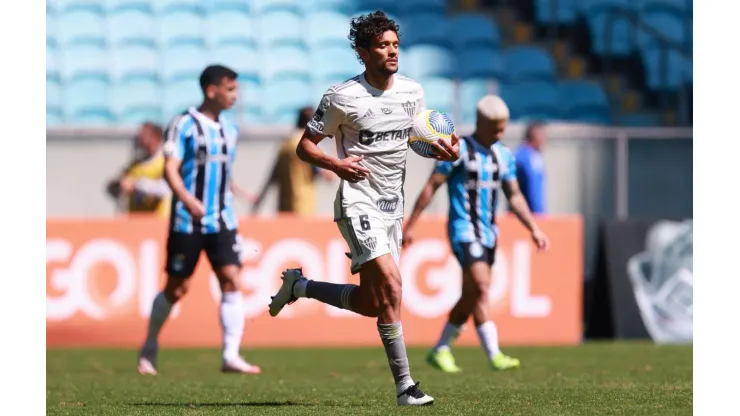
[{"xmin": 348, "ymin": 11, "xmax": 401, "ymax": 63}]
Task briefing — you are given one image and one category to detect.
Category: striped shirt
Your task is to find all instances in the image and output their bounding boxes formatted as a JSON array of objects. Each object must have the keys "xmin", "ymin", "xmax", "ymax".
[
  {"xmin": 434, "ymin": 136, "xmax": 517, "ymax": 248},
  {"xmin": 162, "ymin": 107, "xmax": 239, "ymax": 234}
]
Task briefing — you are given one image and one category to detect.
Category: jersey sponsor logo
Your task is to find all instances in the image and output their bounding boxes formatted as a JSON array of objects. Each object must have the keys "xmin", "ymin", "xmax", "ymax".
[
  {"xmin": 196, "ymin": 149, "xmax": 230, "ymax": 165},
  {"xmin": 376, "ymin": 197, "xmax": 399, "ymax": 213},
  {"xmin": 358, "ymin": 128, "xmax": 412, "ymax": 146},
  {"xmin": 403, "ymin": 101, "xmax": 417, "ymax": 117},
  {"xmin": 380, "ymin": 107, "xmax": 392, "ymax": 115},
  {"xmin": 464, "ymin": 178, "xmax": 499, "ymax": 191}
]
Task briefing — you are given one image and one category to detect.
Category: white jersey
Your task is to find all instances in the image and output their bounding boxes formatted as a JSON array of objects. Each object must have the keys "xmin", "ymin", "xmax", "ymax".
[{"xmin": 306, "ymin": 73, "xmax": 426, "ymax": 220}]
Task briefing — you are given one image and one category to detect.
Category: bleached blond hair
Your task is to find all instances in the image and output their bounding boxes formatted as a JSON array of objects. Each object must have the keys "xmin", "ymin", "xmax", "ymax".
[{"xmin": 476, "ymin": 95, "xmax": 510, "ymax": 121}]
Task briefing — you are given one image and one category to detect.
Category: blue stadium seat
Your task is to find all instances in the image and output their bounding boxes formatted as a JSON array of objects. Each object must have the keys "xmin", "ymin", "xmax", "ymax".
[
  {"xmin": 535, "ymin": 0, "xmax": 579, "ymax": 25},
  {"xmin": 152, "ymin": 0, "xmax": 203, "ymax": 14},
  {"xmin": 306, "ymin": 11, "xmax": 351, "ymax": 48},
  {"xmin": 209, "ymin": 44, "xmax": 259, "ymax": 79},
  {"xmin": 161, "ymin": 43, "xmax": 208, "ymax": 81},
  {"xmin": 458, "ymin": 47, "xmax": 505, "ymax": 80},
  {"xmin": 398, "ymin": 0, "xmax": 446, "ymax": 15},
  {"xmin": 502, "ymin": 47, "xmax": 556, "ymax": 83},
  {"xmin": 104, "ymin": 0, "xmax": 152, "ymax": 13},
  {"xmin": 351, "ymin": 10, "xmax": 403, "ymax": 29},
  {"xmin": 419, "ymin": 77, "xmax": 455, "ymax": 117},
  {"xmin": 63, "ymin": 77, "xmax": 113, "ymax": 124},
  {"xmin": 110, "ymin": 44, "xmax": 159, "ymax": 81},
  {"xmin": 164, "ymin": 78, "xmax": 203, "ymax": 118},
  {"xmin": 56, "ymin": 0, "xmax": 103, "ymax": 13},
  {"xmin": 47, "ymin": 40, "xmax": 59, "ymax": 79},
  {"xmin": 263, "ymin": 45, "xmax": 310, "ymax": 79},
  {"xmin": 57, "ymin": 8, "xmax": 105, "ymax": 45},
  {"xmin": 354, "ymin": 0, "xmax": 401, "ymax": 16},
  {"xmin": 640, "ymin": 46, "xmax": 690, "ymax": 90},
  {"xmin": 204, "ymin": 9, "xmax": 255, "ymax": 47},
  {"xmin": 619, "ymin": 113, "xmax": 661, "ymax": 126},
  {"xmin": 406, "ymin": 45, "xmax": 456, "ymax": 79},
  {"xmin": 158, "ymin": 10, "xmax": 205, "ymax": 46},
  {"xmin": 262, "ymin": 76, "xmax": 312, "ymax": 124},
  {"xmin": 557, "ymin": 80, "xmax": 611, "ymax": 122},
  {"xmin": 199, "ymin": 0, "xmax": 251, "ymax": 13},
  {"xmin": 500, "ymin": 81, "xmax": 560, "ymax": 120},
  {"xmin": 581, "ymin": 0, "xmax": 635, "ymax": 13},
  {"xmin": 299, "ymin": 0, "xmax": 355, "ymax": 14},
  {"xmin": 683, "ymin": 58, "xmax": 692, "ymax": 84},
  {"xmin": 47, "ymin": 109, "xmax": 64, "ymax": 126},
  {"xmin": 586, "ymin": 10, "xmax": 636, "ymax": 56},
  {"xmin": 252, "ymin": 0, "xmax": 302, "ymax": 15},
  {"xmin": 639, "ymin": 0, "xmax": 692, "ymax": 15},
  {"xmin": 310, "ymin": 46, "xmax": 363, "ymax": 83},
  {"xmin": 107, "ymin": 9, "xmax": 156, "ymax": 46},
  {"xmin": 637, "ymin": 12, "xmax": 687, "ymax": 49},
  {"xmin": 60, "ymin": 40, "xmax": 108, "ymax": 80},
  {"xmin": 47, "ymin": 77, "xmax": 62, "ymax": 117},
  {"xmin": 257, "ymin": 10, "xmax": 303, "ymax": 47},
  {"xmin": 47, "ymin": 9, "xmax": 56, "ymax": 44},
  {"xmin": 111, "ymin": 78, "xmax": 162, "ymax": 124},
  {"xmin": 449, "ymin": 14, "xmax": 500, "ymax": 51},
  {"xmin": 459, "ymin": 78, "xmax": 500, "ymax": 125},
  {"xmin": 404, "ymin": 13, "xmax": 451, "ymax": 47},
  {"xmin": 237, "ymin": 76, "xmax": 262, "ymax": 116}
]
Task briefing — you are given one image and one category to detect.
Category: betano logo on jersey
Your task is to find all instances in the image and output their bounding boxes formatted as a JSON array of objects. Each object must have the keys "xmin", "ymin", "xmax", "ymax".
[
  {"xmin": 376, "ymin": 196, "xmax": 399, "ymax": 213},
  {"xmin": 358, "ymin": 128, "xmax": 412, "ymax": 146}
]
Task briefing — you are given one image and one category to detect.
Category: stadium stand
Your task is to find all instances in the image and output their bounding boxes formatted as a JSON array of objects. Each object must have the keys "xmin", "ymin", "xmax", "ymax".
[{"xmin": 46, "ymin": 0, "xmax": 692, "ymax": 126}]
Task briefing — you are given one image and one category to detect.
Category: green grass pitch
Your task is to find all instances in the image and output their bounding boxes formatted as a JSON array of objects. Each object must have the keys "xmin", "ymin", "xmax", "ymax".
[{"xmin": 47, "ymin": 342, "xmax": 691, "ymax": 415}]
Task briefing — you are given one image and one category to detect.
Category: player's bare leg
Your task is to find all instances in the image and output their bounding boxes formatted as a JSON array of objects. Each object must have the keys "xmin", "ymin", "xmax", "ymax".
[
  {"xmin": 215, "ymin": 265, "xmax": 261, "ymax": 375},
  {"xmin": 138, "ymin": 276, "xmax": 190, "ymax": 375}
]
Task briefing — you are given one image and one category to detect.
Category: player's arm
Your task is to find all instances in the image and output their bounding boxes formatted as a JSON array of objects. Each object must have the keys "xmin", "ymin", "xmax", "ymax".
[
  {"xmin": 162, "ymin": 120, "xmax": 205, "ymax": 219},
  {"xmin": 502, "ymin": 152, "xmax": 548, "ymax": 250},
  {"xmin": 250, "ymin": 159, "xmax": 278, "ymax": 214},
  {"xmin": 132, "ymin": 178, "xmax": 170, "ymax": 198},
  {"xmin": 402, "ymin": 169, "xmax": 448, "ymax": 247},
  {"xmin": 296, "ymin": 92, "xmax": 370, "ymax": 183}
]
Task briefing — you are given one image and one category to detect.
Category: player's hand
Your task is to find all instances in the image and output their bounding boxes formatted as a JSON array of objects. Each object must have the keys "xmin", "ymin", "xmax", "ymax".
[
  {"xmin": 531, "ymin": 228, "xmax": 549, "ymax": 251},
  {"xmin": 184, "ymin": 196, "xmax": 206, "ymax": 220},
  {"xmin": 401, "ymin": 227, "xmax": 415, "ymax": 248},
  {"xmin": 431, "ymin": 133, "xmax": 461, "ymax": 162},
  {"xmin": 333, "ymin": 155, "xmax": 371, "ymax": 183},
  {"xmin": 119, "ymin": 177, "xmax": 135, "ymax": 194}
]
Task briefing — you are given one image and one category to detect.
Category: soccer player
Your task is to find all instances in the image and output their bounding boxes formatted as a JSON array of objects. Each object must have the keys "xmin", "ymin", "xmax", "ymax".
[
  {"xmin": 137, "ymin": 65, "xmax": 261, "ymax": 376},
  {"xmin": 402, "ymin": 95, "xmax": 549, "ymax": 373},
  {"xmin": 267, "ymin": 11, "xmax": 459, "ymax": 406}
]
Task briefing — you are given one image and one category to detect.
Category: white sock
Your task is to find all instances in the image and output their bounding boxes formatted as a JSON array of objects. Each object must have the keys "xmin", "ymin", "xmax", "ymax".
[
  {"xmin": 220, "ymin": 291, "xmax": 244, "ymax": 362},
  {"xmin": 433, "ymin": 322, "xmax": 463, "ymax": 352},
  {"xmin": 293, "ymin": 278, "xmax": 308, "ymax": 298},
  {"xmin": 476, "ymin": 321, "xmax": 501, "ymax": 360},
  {"xmin": 143, "ymin": 292, "xmax": 172, "ymax": 351}
]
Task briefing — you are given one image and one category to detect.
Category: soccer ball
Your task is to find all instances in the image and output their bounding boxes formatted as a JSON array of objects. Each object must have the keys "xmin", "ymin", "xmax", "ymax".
[{"xmin": 409, "ymin": 109, "xmax": 455, "ymax": 158}]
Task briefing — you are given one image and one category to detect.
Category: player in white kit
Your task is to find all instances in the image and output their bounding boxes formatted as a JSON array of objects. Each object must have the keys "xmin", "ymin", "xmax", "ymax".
[{"xmin": 268, "ymin": 11, "xmax": 459, "ymax": 406}]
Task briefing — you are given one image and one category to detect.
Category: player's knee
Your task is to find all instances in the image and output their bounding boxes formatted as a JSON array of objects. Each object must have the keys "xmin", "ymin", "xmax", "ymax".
[
  {"xmin": 164, "ymin": 278, "xmax": 190, "ymax": 303},
  {"xmin": 472, "ymin": 280, "xmax": 489, "ymax": 304},
  {"xmin": 215, "ymin": 266, "xmax": 241, "ymax": 292},
  {"xmin": 376, "ymin": 278, "xmax": 402, "ymax": 310}
]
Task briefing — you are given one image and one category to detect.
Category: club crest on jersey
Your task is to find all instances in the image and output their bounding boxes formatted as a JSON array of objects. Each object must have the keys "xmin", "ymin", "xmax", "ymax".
[
  {"xmin": 376, "ymin": 197, "xmax": 399, "ymax": 213},
  {"xmin": 362, "ymin": 237, "xmax": 378, "ymax": 251},
  {"xmin": 402, "ymin": 101, "xmax": 416, "ymax": 117}
]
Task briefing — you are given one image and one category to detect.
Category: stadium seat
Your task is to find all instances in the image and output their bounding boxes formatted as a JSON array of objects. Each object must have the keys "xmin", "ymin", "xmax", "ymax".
[
  {"xmin": 161, "ymin": 43, "xmax": 208, "ymax": 82},
  {"xmin": 449, "ymin": 14, "xmax": 501, "ymax": 51},
  {"xmin": 73, "ymin": 111, "xmax": 116, "ymax": 125},
  {"xmin": 158, "ymin": 9, "xmax": 205, "ymax": 47},
  {"xmin": 581, "ymin": 0, "xmax": 635, "ymax": 14},
  {"xmin": 637, "ymin": 12, "xmax": 687, "ymax": 49},
  {"xmin": 164, "ymin": 78, "xmax": 203, "ymax": 118},
  {"xmin": 640, "ymin": 46, "xmax": 690, "ymax": 90},
  {"xmin": 263, "ymin": 44, "xmax": 310, "ymax": 80},
  {"xmin": 403, "ymin": 13, "xmax": 451, "ymax": 48},
  {"xmin": 60, "ymin": 40, "xmax": 108, "ymax": 80},
  {"xmin": 152, "ymin": 0, "xmax": 203, "ymax": 14},
  {"xmin": 47, "ymin": 77, "xmax": 62, "ymax": 116},
  {"xmin": 209, "ymin": 44, "xmax": 259, "ymax": 79},
  {"xmin": 397, "ymin": 0, "xmax": 446, "ymax": 15},
  {"xmin": 111, "ymin": 78, "xmax": 162, "ymax": 124},
  {"xmin": 458, "ymin": 47, "xmax": 505, "ymax": 80},
  {"xmin": 310, "ymin": 46, "xmax": 363, "ymax": 83},
  {"xmin": 306, "ymin": 11, "xmax": 351, "ymax": 48},
  {"xmin": 351, "ymin": 10, "xmax": 403, "ymax": 29},
  {"xmin": 257, "ymin": 10, "xmax": 303, "ymax": 47},
  {"xmin": 500, "ymin": 81, "xmax": 560, "ymax": 120},
  {"xmin": 107, "ymin": 9, "xmax": 156, "ymax": 46},
  {"xmin": 252, "ymin": 0, "xmax": 302, "ymax": 15},
  {"xmin": 419, "ymin": 77, "xmax": 455, "ymax": 117},
  {"xmin": 56, "ymin": 0, "xmax": 103, "ymax": 13},
  {"xmin": 406, "ymin": 45, "xmax": 456, "ymax": 79},
  {"xmin": 104, "ymin": 0, "xmax": 152, "ymax": 13},
  {"xmin": 199, "ymin": 0, "xmax": 251, "ymax": 13},
  {"xmin": 204, "ymin": 9, "xmax": 256, "ymax": 47},
  {"xmin": 299, "ymin": 0, "xmax": 355, "ymax": 14},
  {"xmin": 47, "ymin": 40, "xmax": 59, "ymax": 79},
  {"xmin": 109, "ymin": 43, "xmax": 159, "ymax": 81},
  {"xmin": 354, "ymin": 0, "xmax": 401, "ymax": 16},
  {"xmin": 262, "ymin": 76, "xmax": 312, "ymax": 124},
  {"xmin": 459, "ymin": 78, "xmax": 500, "ymax": 125},
  {"xmin": 639, "ymin": 0, "xmax": 692, "ymax": 16},
  {"xmin": 47, "ymin": 9, "xmax": 56, "ymax": 45},
  {"xmin": 502, "ymin": 47, "xmax": 556, "ymax": 83},
  {"xmin": 619, "ymin": 113, "xmax": 661, "ymax": 126},
  {"xmin": 56, "ymin": 8, "xmax": 105, "ymax": 45},
  {"xmin": 47, "ymin": 109, "xmax": 64, "ymax": 126},
  {"xmin": 586, "ymin": 10, "xmax": 636, "ymax": 56},
  {"xmin": 535, "ymin": 0, "xmax": 579, "ymax": 25},
  {"xmin": 557, "ymin": 80, "xmax": 611, "ymax": 122},
  {"xmin": 63, "ymin": 77, "xmax": 113, "ymax": 123},
  {"xmin": 237, "ymin": 76, "xmax": 262, "ymax": 116}
]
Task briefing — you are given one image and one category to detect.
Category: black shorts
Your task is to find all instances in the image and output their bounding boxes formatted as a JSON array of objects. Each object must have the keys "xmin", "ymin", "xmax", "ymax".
[
  {"xmin": 451, "ymin": 241, "xmax": 496, "ymax": 267},
  {"xmin": 165, "ymin": 229, "xmax": 242, "ymax": 278}
]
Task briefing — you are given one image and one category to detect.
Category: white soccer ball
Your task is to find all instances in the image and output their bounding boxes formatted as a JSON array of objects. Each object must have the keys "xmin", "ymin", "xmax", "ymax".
[{"xmin": 408, "ymin": 109, "xmax": 456, "ymax": 159}]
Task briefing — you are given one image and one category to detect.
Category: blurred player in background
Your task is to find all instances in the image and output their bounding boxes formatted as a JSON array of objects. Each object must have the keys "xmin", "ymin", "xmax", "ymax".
[
  {"xmin": 106, "ymin": 122, "xmax": 170, "ymax": 217},
  {"xmin": 515, "ymin": 122, "xmax": 548, "ymax": 214},
  {"xmin": 137, "ymin": 65, "xmax": 261, "ymax": 376},
  {"xmin": 251, "ymin": 106, "xmax": 335, "ymax": 216},
  {"xmin": 403, "ymin": 95, "xmax": 549, "ymax": 373},
  {"xmin": 267, "ymin": 11, "xmax": 459, "ymax": 406}
]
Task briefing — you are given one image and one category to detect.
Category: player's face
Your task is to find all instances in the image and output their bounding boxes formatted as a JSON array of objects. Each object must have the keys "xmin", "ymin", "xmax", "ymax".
[
  {"xmin": 481, "ymin": 118, "xmax": 508, "ymax": 142},
  {"xmin": 208, "ymin": 77, "xmax": 239, "ymax": 110},
  {"xmin": 362, "ymin": 30, "xmax": 399, "ymax": 76}
]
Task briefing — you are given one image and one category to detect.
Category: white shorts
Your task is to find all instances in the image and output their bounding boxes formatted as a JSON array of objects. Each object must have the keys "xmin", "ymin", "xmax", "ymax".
[{"xmin": 336, "ymin": 215, "xmax": 402, "ymax": 274}]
